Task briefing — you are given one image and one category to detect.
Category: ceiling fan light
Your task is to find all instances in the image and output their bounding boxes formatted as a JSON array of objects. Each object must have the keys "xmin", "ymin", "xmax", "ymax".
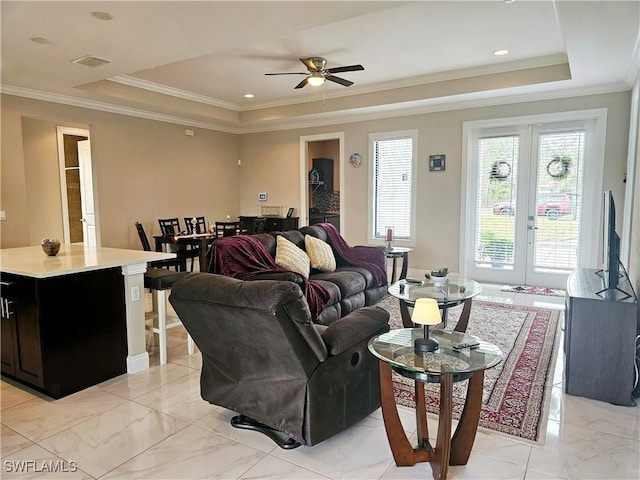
[{"xmin": 308, "ymin": 73, "xmax": 325, "ymax": 87}]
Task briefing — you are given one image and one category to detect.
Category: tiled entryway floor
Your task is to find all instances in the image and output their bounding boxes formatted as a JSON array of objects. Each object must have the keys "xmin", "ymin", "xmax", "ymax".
[{"xmin": 2, "ymin": 284, "xmax": 638, "ymax": 479}]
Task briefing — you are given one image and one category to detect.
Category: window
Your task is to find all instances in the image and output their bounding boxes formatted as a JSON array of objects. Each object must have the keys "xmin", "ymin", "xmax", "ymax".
[{"xmin": 369, "ymin": 130, "xmax": 417, "ymax": 243}]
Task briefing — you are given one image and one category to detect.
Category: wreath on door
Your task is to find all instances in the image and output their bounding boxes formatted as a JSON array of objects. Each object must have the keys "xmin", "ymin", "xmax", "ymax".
[
  {"xmin": 489, "ymin": 161, "xmax": 511, "ymax": 180},
  {"xmin": 546, "ymin": 156, "xmax": 571, "ymax": 179}
]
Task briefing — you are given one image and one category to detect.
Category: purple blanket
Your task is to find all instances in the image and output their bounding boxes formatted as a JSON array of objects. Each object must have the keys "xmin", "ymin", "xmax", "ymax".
[
  {"xmin": 316, "ymin": 223, "xmax": 388, "ymax": 287},
  {"xmin": 209, "ymin": 235, "xmax": 330, "ymax": 321}
]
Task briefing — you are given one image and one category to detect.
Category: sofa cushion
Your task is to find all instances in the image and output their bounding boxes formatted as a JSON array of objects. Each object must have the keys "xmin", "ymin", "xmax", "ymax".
[
  {"xmin": 275, "ymin": 235, "xmax": 310, "ymax": 278},
  {"xmin": 305, "ymin": 235, "xmax": 336, "ymax": 272},
  {"xmin": 311, "ymin": 271, "xmax": 366, "ymax": 298}
]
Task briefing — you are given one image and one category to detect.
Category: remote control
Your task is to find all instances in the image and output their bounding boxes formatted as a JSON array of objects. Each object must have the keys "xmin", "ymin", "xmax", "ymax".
[
  {"xmin": 452, "ymin": 341, "xmax": 480, "ymax": 350},
  {"xmin": 405, "ymin": 278, "xmax": 422, "ymax": 284}
]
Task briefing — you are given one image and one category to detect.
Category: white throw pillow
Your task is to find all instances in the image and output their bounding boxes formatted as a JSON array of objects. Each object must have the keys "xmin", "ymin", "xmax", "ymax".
[
  {"xmin": 304, "ymin": 235, "xmax": 336, "ymax": 272},
  {"xmin": 275, "ymin": 235, "xmax": 310, "ymax": 278}
]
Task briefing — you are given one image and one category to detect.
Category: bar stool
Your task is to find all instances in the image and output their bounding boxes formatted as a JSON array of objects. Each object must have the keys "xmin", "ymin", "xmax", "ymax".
[{"xmin": 144, "ymin": 268, "xmax": 194, "ymax": 365}]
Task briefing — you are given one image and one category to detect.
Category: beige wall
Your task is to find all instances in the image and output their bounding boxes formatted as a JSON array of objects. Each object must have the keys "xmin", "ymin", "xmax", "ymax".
[
  {"xmin": 2, "ymin": 91, "xmax": 633, "ymax": 277},
  {"xmin": 1, "ymin": 95, "xmax": 240, "ymax": 250},
  {"xmin": 239, "ymin": 91, "xmax": 632, "ymax": 272}
]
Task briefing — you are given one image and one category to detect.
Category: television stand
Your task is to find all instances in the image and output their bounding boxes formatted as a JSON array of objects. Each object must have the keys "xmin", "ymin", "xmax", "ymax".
[
  {"xmin": 594, "ymin": 268, "xmax": 632, "ymax": 300},
  {"xmin": 565, "ymin": 268, "xmax": 638, "ymax": 405}
]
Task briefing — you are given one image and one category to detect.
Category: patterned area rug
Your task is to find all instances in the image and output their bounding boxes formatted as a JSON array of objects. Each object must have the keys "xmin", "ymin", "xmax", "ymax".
[
  {"xmin": 501, "ymin": 285, "xmax": 565, "ymax": 297},
  {"xmin": 379, "ymin": 295, "xmax": 561, "ymax": 445}
]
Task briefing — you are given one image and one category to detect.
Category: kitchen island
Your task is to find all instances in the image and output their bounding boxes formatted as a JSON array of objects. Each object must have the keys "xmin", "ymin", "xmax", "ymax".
[{"xmin": 0, "ymin": 244, "xmax": 174, "ymax": 398}]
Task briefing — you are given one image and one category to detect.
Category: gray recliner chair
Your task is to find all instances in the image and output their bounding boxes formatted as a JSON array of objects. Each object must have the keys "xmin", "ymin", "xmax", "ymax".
[{"xmin": 169, "ymin": 273, "xmax": 390, "ymax": 448}]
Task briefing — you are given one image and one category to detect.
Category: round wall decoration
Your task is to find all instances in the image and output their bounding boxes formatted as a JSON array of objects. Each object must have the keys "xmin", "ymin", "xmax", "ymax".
[
  {"xmin": 490, "ymin": 161, "xmax": 511, "ymax": 179},
  {"xmin": 349, "ymin": 153, "xmax": 362, "ymax": 168},
  {"xmin": 547, "ymin": 156, "xmax": 571, "ymax": 178}
]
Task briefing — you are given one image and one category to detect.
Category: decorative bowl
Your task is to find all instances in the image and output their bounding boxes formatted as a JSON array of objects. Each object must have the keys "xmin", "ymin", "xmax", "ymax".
[
  {"xmin": 41, "ymin": 238, "xmax": 61, "ymax": 256},
  {"xmin": 430, "ymin": 275, "xmax": 447, "ymax": 287}
]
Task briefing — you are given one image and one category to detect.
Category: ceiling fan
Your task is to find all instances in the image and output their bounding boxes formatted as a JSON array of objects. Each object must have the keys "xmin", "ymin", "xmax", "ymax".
[{"xmin": 265, "ymin": 57, "xmax": 364, "ymax": 89}]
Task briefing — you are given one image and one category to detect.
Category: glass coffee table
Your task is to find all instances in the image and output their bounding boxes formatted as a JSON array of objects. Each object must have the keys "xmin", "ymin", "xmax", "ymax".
[
  {"xmin": 368, "ymin": 329, "xmax": 503, "ymax": 480},
  {"xmin": 388, "ymin": 277, "xmax": 482, "ymax": 331}
]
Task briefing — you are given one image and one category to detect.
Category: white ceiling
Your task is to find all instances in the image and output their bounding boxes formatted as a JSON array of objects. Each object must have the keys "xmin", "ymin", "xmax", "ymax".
[{"xmin": 2, "ymin": 1, "xmax": 639, "ymax": 133}]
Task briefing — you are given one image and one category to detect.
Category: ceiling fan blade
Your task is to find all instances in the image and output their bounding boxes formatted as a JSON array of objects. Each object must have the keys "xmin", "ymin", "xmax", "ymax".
[
  {"xmin": 326, "ymin": 64, "xmax": 364, "ymax": 74},
  {"xmin": 325, "ymin": 75, "xmax": 354, "ymax": 87},
  {"xmin": 294, "ymin": 77, "xmax": 309, "ymax": 89},
  {"xmin": 265, "ymin": 72, "xmax": 308, "ymax": 76},
  {"xmin": 300, "ymin": 57, "xmax": 324, "ymax": 71}
]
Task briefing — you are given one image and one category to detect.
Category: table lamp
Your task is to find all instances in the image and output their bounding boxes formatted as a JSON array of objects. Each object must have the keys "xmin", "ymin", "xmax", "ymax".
[{"xmin": 412, "ymin": 297, "xmax": 441, "ymax": 353}]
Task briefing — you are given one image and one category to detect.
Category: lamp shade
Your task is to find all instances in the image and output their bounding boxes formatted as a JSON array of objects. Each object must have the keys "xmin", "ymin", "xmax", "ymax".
[{"xmin": 411, "ymin": 298, "xmax": 441, "ymax": 326}]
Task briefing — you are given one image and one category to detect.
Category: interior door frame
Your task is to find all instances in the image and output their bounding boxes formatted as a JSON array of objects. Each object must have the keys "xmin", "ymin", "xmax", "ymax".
[
  {"xmin": 56, "ymin": 126, "xmax": 99, "ymax": 246},
  {"xmin": 299, "ymin": 132, "xmax": 344, "ymax": 230},
  {"xmin": 460, "ymin": 109, "xmax": 607, "ymax": 284}
]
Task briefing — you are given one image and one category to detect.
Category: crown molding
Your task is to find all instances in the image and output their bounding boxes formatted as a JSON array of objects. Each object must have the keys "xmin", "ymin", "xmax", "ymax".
[
  {"xmin": 108, "ymin": 75, "xmax": 240, "ymax": 111},
  {"xmin": 1, "ymin": 81, "xmax": 630, "ymax": 136},
  {"xmin": 0, "ymin": 85, "xmax": 241, "ymax": 134}
]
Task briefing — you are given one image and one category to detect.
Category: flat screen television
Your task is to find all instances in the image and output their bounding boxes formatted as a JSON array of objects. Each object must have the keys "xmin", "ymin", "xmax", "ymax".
[{"xmin": 600, "ymin": 190, "xmax": 620, "ymax": 290}]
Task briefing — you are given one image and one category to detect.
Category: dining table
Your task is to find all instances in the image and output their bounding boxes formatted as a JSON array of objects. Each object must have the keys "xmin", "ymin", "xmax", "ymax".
[{"xmin": 153, "ymin": 232, "xmax": 217, "ymax": 272}]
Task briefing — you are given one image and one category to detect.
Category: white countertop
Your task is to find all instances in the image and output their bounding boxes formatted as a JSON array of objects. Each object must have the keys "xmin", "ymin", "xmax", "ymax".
[{"xmin": 0, "ymin": 244, "xmax": 175, "ymax": 278}]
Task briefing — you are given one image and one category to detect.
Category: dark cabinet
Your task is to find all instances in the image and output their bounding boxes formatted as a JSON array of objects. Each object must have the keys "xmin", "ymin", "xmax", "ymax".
[
  {"xmin": 312, "ymin": 158, "xmax": 334, "ymax": 191},
  {"xmin": 564, "ymin": 268, "xmax": 638, "ymax": 405},
  {"xmin": 265, "ymin": 217, "xmax": 299, "ymax": 232},
  {"xmin": 0, "ymin": 269, "xmax": 127, "ymax": 399},
  {"xmin": 309, "ymin": 213, "xmax": 340, "ymax": 232}
]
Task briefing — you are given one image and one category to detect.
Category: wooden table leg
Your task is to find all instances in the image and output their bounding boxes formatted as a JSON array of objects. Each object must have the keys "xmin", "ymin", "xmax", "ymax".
[
  {"xmin": 449, "ymin": 370, "xmax": 484, "ymax": 465},
  {"xmin": 415, "ymin": 380, "xmax": 430, "ymax": 448},
  {"xmin": 198, "ymin": 238, "xmax": 208, "ymax": 272},
  {"xmin": 390, "ymin": 256, "xmax": 398, "ymax": 284},
  {"xmin": 399, "ymin": 252, "xmax": 409, "ymax": 280},
  {"xmin": 453, "ymin": 298, "xmax": 473, "ymax": 333},
  {"xmin": 399, "ymin": 300, "xmax": 414, "ymax": 328},
  {"xmin": 431, "ymin": 373, "xmax": 453, "ymax": 480},
  {"xmin": 378, "ymin": 362, "xmax": 430, "ymax": 466}
]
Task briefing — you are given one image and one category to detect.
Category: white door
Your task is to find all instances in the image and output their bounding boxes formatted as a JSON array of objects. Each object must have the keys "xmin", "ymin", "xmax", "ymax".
[
  {"xmin": 77, "ymin": 140, "xmax": 97, "ymax": 247},
  {"xmin": 463, "ymin": 113, "xmax": 605, "ymax": 289}
]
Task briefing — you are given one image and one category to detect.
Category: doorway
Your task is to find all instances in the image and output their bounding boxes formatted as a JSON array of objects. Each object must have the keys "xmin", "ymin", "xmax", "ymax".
[
  {"xmin": 462, "ymin": 110, "xmax": 607, "ymax": 289},
  {"xmin": 56, "ymin": 127, "xmax": 98, "ymax": 246},
  {"xmin": 299, "ymin": 133, "xmax": 344, "ymax": 231}
]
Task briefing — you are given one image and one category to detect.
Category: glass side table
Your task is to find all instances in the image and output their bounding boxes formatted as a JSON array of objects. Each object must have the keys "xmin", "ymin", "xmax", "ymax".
[
  {"xmin": 384, "ymin": 247, "xmax": 413, "ymax": 284},
  {"xmin": 388, "ymin": 277, "xmax": 482, "ymax": 331},
  {"xmin": 368, "ymin": 329, "xmax": 503, "ymax": 480}
]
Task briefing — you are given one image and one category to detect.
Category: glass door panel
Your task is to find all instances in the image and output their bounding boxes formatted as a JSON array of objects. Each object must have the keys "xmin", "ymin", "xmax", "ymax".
[
  {"xmin": 526, "ymin": 128, "xmax": 586, "ymax": 287},
  {"xmin": 474, "ymin": 135, "xmax": 519, "ymax": 271}
]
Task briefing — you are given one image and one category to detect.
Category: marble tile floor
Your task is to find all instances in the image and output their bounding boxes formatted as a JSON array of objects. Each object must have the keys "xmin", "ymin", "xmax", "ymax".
[{"xmin": 1, "ymin": 284, "xmax": 638, "ymax": 479}]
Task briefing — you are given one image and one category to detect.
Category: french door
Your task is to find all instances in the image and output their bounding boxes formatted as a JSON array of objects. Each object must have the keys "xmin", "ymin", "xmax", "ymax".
[{"xmin": 462, "ymin": 111, "xmax": 606, "ymax": 289}]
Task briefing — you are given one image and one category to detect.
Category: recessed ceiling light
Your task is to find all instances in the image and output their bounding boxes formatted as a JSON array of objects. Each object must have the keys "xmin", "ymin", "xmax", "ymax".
[
  {"xmin": 243, "ymin": 93, "xmax": 254, "ymax": 98},
  {"xmin": 504, "ymin": 0, "xmax": 516, "ymax": 4},
  {"xmin": 493, "ymin": 49, "xmax": 509, "ymax": 56},
  {"xmin": 30, "ymin": 37, "xmax": 51, "ymax": 44},
  {"xmin": 91, "ymin": 11, "xmax": 113, "ymax": 21}
]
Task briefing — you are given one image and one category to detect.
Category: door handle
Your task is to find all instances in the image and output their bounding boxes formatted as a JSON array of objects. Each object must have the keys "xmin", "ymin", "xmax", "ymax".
[{"xmin": 528, "ymin": 226, "xmax": 538, "ymax": 230}]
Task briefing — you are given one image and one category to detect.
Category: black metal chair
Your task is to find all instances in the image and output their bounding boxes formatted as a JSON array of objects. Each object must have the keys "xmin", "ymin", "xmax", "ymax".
[
  {"xmin": 157, "ymin": 218, "xmax": 199, "ymax": 272},
  {"xmin": 135, "ymin": 222, "xmax": 186, "ymax": 271}
]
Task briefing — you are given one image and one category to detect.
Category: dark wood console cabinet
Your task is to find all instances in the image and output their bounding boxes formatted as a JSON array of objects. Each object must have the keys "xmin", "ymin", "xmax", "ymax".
[
  {"xmin": 0, "ymin": 268, "xmax": 127, "ymax": 399},
  {"xmin": 564, "ymin": 268, "xmax": 638, "ymax": 405}
]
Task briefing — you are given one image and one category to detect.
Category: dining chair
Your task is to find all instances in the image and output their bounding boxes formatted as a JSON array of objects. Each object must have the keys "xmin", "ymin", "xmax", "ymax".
[
  {"xmin": 215, "ymin": 221, "xmax": 240, "ymax": 238},
  {"xmin": 184, "ymin": 216, "xmax": 207, "ymax": 234},
  {"xmin": 157, "ymin": 218, "xmax": 198, "ymax": 271},
  {"xmin": 158, "ymin": 217, "xmax": 182, "ymax": 235},
  {"xmin": 135, "ymin": 222, "xmax": 187, "ymax": 271}
]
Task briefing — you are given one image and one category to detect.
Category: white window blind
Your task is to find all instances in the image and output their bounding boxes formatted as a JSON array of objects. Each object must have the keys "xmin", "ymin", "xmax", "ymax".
[
  {"xmin": 371, "ymin": 132, "xmax": 415, "ymax": 240},
  {"xmin": 475, "ymin": 135, "xmax": 519, "ymax": 269}
]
